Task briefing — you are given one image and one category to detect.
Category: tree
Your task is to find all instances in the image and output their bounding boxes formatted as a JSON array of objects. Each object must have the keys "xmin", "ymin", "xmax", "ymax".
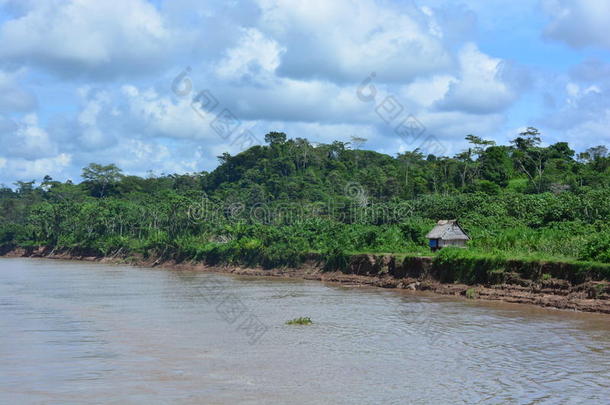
[
  {"xmin": 547, "ymin": 142, "xmax": 575, "ymax": 160},
  {"xmin": 217, "ymin": 152, "xmax": 231, "ymax": 164},
  {"xmin": 14, "ymin": 181, "xmax": 35, "ymax": 195},
  {"xmin": 587, "ymin": 145, "xmax": 608, "ymax": 160},
  {"xmin": 264, "ymin": 132, "xmax": 287, "ymax": 146},
  {"xmin": 1, "ymin": 131, "xmax": 610, "ymax": 269},
  {"xmin": 465, "ymin": 134, "xmax": 496, "ymax": 159},
  {"xmin": 349, "ymin": 136, "xmax": 367, "ymax": 150},
  {"xmin": 586, "ymin": 145, "xmax": 610, "ymax": 174},
  {"xmin": 510, "ymin": 128, "xmax": 547, "ymax": 192},
  {"xmin": 81, "ymin": 163, "xmax": 123, "ymax": 198},
  {"xmin": 479, "ymin": 146, "xmax": 512, "ymax": 187},
  {"xmin": 510, "ymin": 127, "xmax": 541, "ymax": 151},
  {"xmin": 41, "ymin": 175, "xmax": 61, "ymax": 192},
  {"xmin": 455, "ymin": 135, "xmax": 496, "ymax": 188},
  {"xmin": 397, "ymin": 150, "xmax": 427, "ymax": 197}
]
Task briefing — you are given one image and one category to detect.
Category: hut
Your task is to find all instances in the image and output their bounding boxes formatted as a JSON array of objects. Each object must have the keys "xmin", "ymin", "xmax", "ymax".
[{"xmin": 426, "ymin": 220, "xmax": 469, "ymax": 251}]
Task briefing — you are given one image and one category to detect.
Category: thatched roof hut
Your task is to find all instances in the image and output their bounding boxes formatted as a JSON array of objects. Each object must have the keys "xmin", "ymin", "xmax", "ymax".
[{"xmin": 425, "ymin": 220, "xmax": 469, "ymax": 251}]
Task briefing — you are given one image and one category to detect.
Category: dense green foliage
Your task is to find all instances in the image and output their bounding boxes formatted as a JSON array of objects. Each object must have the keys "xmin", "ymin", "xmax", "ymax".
[
  {"xmin": 430, "ymin": 248, "xmax": 610, "ymax": 284},
  {"xmin": 1, "ymin": 130, "xmax": 609, "ymax": 274}
]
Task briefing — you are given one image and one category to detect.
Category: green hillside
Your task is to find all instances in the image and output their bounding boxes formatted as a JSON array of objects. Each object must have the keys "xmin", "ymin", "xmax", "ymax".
[{"xmin": 1, "ymin": 129, "xmax": 609, "ymax": 272}]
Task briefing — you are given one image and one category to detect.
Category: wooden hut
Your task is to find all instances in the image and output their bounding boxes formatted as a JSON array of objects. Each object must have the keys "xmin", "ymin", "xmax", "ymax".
[{"xmin": 426, "ymin": 220, "xmax": 469, "ymax": 251}]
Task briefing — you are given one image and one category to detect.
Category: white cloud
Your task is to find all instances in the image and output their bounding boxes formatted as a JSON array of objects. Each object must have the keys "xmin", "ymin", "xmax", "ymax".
[
  {"xmin": 110, "ymin": 138, "xmax": 200, "ymax": 175},
  {"xmin": 420, "ymin": 110, "xmax": 505, "ymax": 141},
  {"xmin": 434, "ymin": 44, "xmax": 524, "ymax": 114},
  {"xmin": 403, "ymin": 75, "xmax": 453, "ymax": 107},
  {"xmin": 541, "ymin": 60, "xmax": 610, "ymax": 149},
  {"xmin": 0, "ymin": 153, "xmax": 72, "ymax": 184},
  {"xmin": 75, "ymin": 89, "xmax": 117, "ymax": 150},
  {"xmin": 0, "ymin": 0, "xmax": 172, "ymax": 78},
  {"xmin": 542, "ymin": 0, "xmax": 610, "ymax": 49},
  {"xmin": 215, "ymin": 28, "xmax": 285, "ymax": 84},
  {"xmin": 2, "ymin": 114, "xmax": 58, "ymax": 160},
  {"xmin": 0, "ymin": 0, "xmax": 554, "ymax": 184},
  {"xmin": 257, "ymin": 0, "xmax": 456, "ymax": 83},
  {"xmin": 64, "ymin": 135, "xmax": 214, "ymax": 179},
  {"xmin": 120, "ymin": 85, "xmax": 220, "ymax": 140},
  {"xmin": 213, "ymin": 78, "xmax": 375, "ymax": 124}
]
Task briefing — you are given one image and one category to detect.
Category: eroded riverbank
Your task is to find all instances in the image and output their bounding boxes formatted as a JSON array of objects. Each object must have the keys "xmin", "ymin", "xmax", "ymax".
[{"xmin": 3, "ymin": 247, "xmax": 610, "ymax": 314}]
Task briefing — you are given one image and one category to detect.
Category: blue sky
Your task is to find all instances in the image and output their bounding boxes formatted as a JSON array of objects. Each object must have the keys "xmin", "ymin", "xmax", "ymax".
[{"xmin": 0, "ymin": 0, "xmax": 609, "ymax": 185}]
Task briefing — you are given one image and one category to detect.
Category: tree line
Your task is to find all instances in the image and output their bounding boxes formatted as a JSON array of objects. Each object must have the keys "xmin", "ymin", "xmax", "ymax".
[{"xmin": 1, "ymin": 129, "xmax": 609, "ymax": 267}]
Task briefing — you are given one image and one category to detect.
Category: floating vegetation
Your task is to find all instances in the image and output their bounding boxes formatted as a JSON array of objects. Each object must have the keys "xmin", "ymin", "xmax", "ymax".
[{"xmin": 286, "ymin": 317, "xmax": 313, "ymax": 325}]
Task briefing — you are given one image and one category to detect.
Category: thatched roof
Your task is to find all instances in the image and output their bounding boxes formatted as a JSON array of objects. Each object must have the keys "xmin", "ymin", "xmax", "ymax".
[{"xmin": 425, "ymin": 220, "xmax": 470, "ymax": 241}]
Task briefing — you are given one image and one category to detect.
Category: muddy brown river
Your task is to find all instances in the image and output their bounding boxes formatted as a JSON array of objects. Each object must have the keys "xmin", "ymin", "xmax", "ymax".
[{"xmin": 1, "ymin": 258, "xmax": 609, "ymax": 404}]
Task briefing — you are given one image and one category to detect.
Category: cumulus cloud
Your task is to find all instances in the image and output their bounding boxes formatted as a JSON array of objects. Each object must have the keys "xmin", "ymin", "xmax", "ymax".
[
  {"xmin": 76, "ymin": 137, "xmax": 203, "ymax": 176},
  {"xmin": 541, "ymin": 59, "xmax": 610, "ymax": 149},
  {"xmin": 14, "ymin": 153, "xmax": 72, "ymax": 179},
  {"xmin": 1, "ymin": 114, "xmax": 58, "ymax": 160},
  {"xmin": 434, "ymin": 44, "xmax": 526, "ymax": 114},
  {"xmin": 0, "ymin": 0, "xmax": 172, "ymax": 79},
  {"xmin": 257, "ymin": 0, "xmax": 457, "ymax": 83},
  {"xmin": 120, "ymin": 85, "xmax": 223, "ymax": 140},
  {"xmin": 214, "ymin": 28, "xmax": 285, "ymax": 85},
  {"xmin": 402, "ymin": 75, "xmax": 453, "ymax": 108},
  {"xmin": 73, "ymin": 89, "xmax": 119, "ymax": 150},
  {"xmin": 6, "ymin": 0, "xmax": 604, "ymax": 184},
  {"xmin": 0, "ymin": 153, "xmax": 72, "ymax": 185},
  {"xmin": 542, "ymin": 0, "xmax": 610, "ymax": 49},
  {"xmin": 419, "ymin": 110, "xmax": 505, "ymax": 141},
  {"xmin": 213, "ymin": 78, "xmax": 375, "ymax": 124}
]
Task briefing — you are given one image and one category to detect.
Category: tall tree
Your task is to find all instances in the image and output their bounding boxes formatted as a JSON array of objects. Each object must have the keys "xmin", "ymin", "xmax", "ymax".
[
  {"xmin": 81, "ymin": 163, "xmax": 123, "ymax": 198},
  {"xmin": 264, "ymin": 132, "xmax": 287, "ymax": 146},
  {"xmin": 511, "ymin": 128, "xmax": 547, "ymax": 192}
]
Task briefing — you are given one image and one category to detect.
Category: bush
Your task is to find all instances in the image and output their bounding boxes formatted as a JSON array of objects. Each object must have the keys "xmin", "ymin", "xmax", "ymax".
[
  {"xmin": 465, "ymin": 288, "xmax": 477, "ymax": 299},
  {"xmin": 0, "ymin": 223, "xmax": 24, "ymax": 245},
  {"xmin": 579, "ymin": 234, "xmax": 610, "ymax": 263},
  {"xmin": 398, "ymin": 217, "xmax": 432, "ymax": 246}
]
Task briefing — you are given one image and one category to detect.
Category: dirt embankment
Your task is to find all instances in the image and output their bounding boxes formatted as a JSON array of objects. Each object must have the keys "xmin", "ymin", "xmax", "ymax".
[{"xmin": 3, "ymin": 247, "xmax": 610, "ymax": 314}]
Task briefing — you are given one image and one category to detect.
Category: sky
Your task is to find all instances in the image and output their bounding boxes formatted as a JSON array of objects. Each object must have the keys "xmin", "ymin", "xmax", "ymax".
[{"xmin": 0, "ymin": 0, "xmax": 609, "ymax": 186}]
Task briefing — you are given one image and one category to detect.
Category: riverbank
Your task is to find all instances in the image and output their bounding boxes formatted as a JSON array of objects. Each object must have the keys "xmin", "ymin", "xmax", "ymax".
[{"xmin": 2, "ymin": 246, "xmax": 610, "ymax": 314}]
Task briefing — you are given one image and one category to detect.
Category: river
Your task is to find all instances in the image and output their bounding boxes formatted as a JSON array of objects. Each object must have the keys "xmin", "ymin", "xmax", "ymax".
[{"xmin": 1, "ymin": 258, "xmax": 609, "ymax": 404}]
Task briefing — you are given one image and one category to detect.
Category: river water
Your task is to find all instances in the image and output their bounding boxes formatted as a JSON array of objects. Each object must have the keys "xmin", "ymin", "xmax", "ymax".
[{"xmin": 1, "ymin": 258, "xmax": 609, "ymax": 404}]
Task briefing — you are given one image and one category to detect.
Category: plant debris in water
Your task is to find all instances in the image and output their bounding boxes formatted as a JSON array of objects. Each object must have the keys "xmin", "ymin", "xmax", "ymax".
[{"xmin": 286, "ymin": 317, "xmax": 313, "ymax": 325}]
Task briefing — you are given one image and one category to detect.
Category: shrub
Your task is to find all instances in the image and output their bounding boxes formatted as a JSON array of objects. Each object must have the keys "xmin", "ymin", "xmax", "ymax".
[{"xmin": 579, "ymin": 234, "xmax": 610, "ymax": 263}]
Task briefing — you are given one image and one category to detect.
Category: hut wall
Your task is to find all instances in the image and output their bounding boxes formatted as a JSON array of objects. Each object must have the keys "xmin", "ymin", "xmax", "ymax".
[{"xmin": 439, "ymin": 239, "xmax": 467, "ymax": 248}]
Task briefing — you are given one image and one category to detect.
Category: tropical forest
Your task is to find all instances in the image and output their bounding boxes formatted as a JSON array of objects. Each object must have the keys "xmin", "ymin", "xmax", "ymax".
[{"xmin": 1, "ymin": 129, "xmax": 609, "ymax": 282}]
